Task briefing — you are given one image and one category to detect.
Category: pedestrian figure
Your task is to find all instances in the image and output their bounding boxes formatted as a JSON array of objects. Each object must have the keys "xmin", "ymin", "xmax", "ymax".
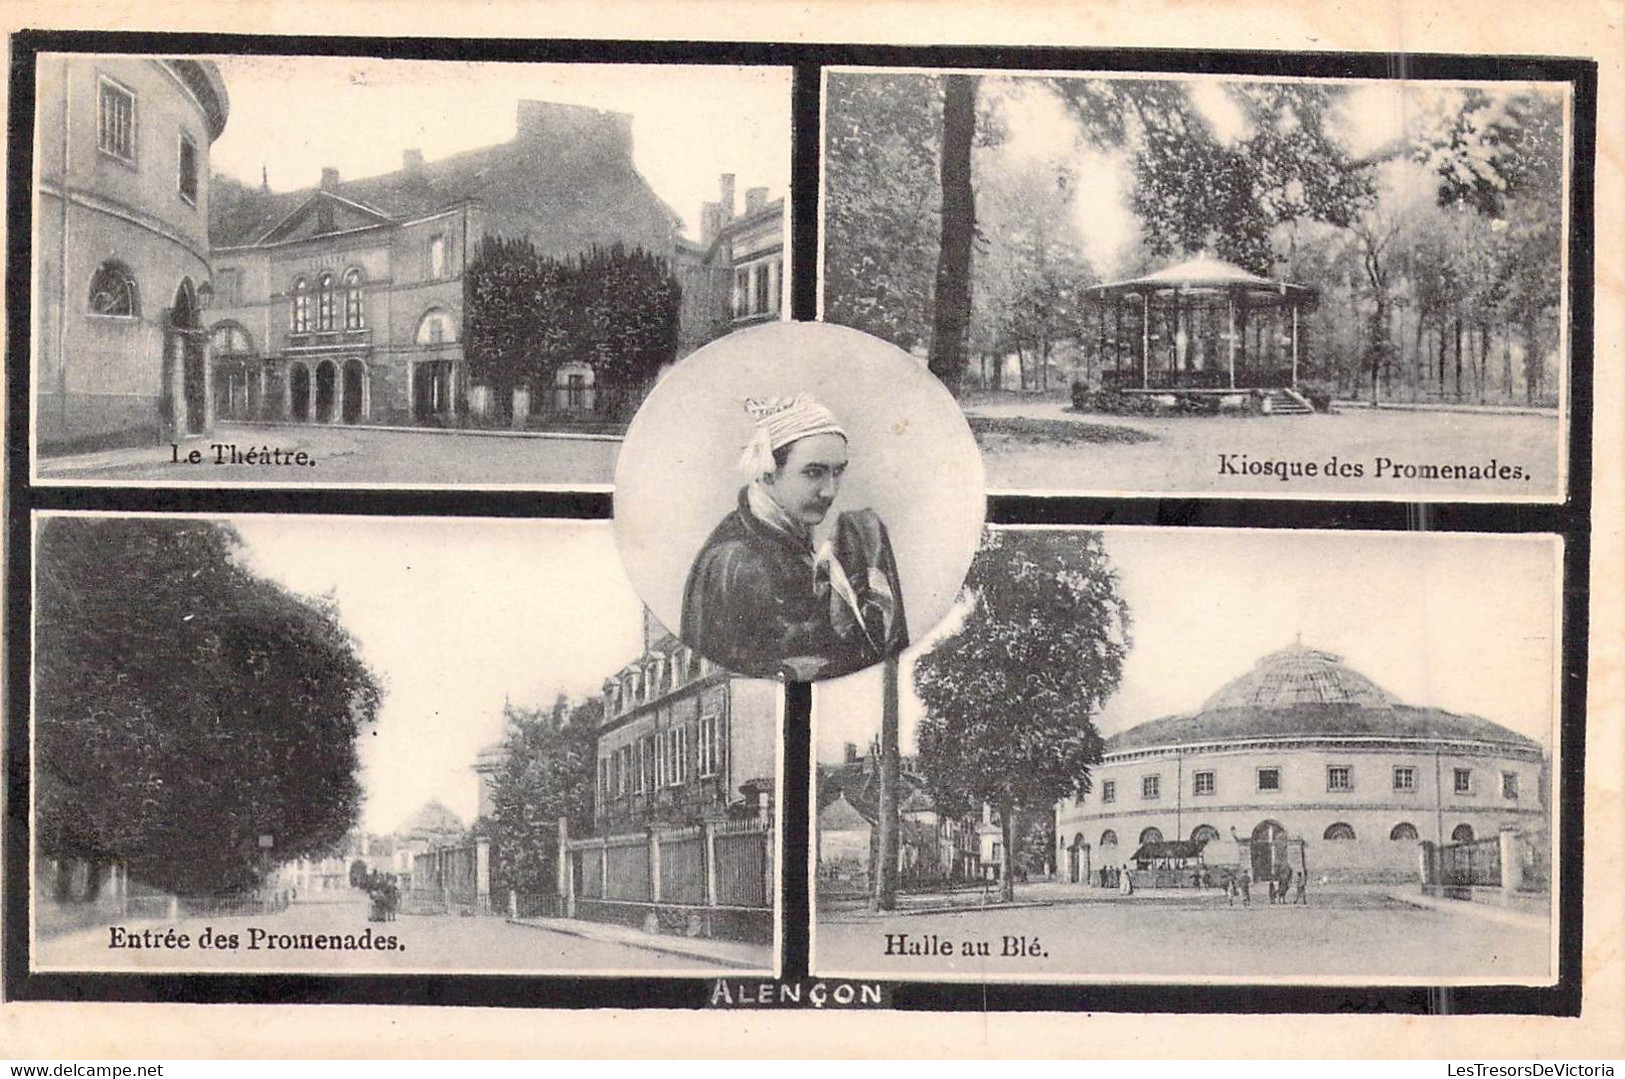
[
  {"xmin": 1238, "ymin": 869, "xmax": 1251, "ymax": 907},
  {"xmin": 1225, "ymin": 873, "xmax": 1237, "ymax": 907},
  {"xmin": 1295, "ymin": 870, "xmax": 1308, "ymax": 906}
]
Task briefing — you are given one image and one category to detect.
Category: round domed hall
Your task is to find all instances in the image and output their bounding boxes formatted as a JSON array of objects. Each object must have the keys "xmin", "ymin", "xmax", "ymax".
[{"xmin": 1054, "ymin": 643, "xmax": 1549, "ymax": 887}]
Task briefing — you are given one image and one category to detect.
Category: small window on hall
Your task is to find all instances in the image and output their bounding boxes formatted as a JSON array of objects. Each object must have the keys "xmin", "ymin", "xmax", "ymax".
[
  {"xmin": 1451, "ymin": 823, "xmax": 1475, "ymax": 843},
  {"xmin": 1192, "ymin": 770, "xmax": 1215, "ymax": 797},
  {"xmin": 1138, "ymin": 827, "xmax": 1163, "ymax": 845},
  {"xmin": 1502, "ymin": 772, "xmax": 1520, "ymax": 800},
  {"xmin": 1100, "ymin": 780, "xmax": 1115, "ymax": 804},
  {"xmin": 429, "ymin": 235, "xmax": 446, "ymax": 279},
  {"xmin": 1257, "ymin": 767, "xmax": 1281, "ymax": 792},
  {"xmin": 1191, "ymin": 825, "xmax": 1221, "ymax": 845},
  {"xmin": 316, "ymin": 272, "xmax": 335, "ymax": 331},
  {"xmin": 1390, "ymin": 823, "xmax": 1419, "ymax": 841},
  {"xmin": 1141, "ymin": 774, "xmax": 1160, "ymax": 800},
  {"xmin": 1099, "ymin": 830, "xmax": 1117, "ymax": 847},
  {"xmin": 88, "ymin": 261, "xmax": 139, "ymax": 317},
  {"xmin": 1454, "ymin": 768, "xmax": 1473, "ymax": 795},
  {"xmin": 290, "ymin": 277, "xmax": 310, "ymax": 333},
  {"xmin": 1327, "ymin": 765, "xmax": 1353, "ymax": 792},
  {"xmin": 178, "ymin": 132, "xmax": 198, "ymax": 204},
  {"xmin": 1393, "ymin": 766, "xmax": 1416, "ymax": 792},
  {"xmin": 98, "ymin": 77, "xmax": 136, "ymax": 163},
  {"xmin": 1323, "ymin": 822, "xmax": 1356, "ymax": 841},
  {"xmin": 415, "ymin": 308, "xmax": 456, "ymax": 346},
  {"xmin": 343, "ymin": 269, "xmax": 365, "ymax": 329}
]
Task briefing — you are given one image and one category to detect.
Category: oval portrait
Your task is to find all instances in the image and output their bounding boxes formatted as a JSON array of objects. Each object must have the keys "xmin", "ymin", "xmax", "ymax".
[{"xmin": 614, "ymin": 322, "xmax": 985, "ymax": 683}]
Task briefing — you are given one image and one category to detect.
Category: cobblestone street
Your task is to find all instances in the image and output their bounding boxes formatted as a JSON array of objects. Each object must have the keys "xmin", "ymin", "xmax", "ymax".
[
  {"xmin": 35, "ymin": 894, "xmax": 761, "ymax": 975},
  {"xmin": 815, "ymin": 886, "xmax": 1552, "ymax": 981},
  {"xmin": 37, "ymin": 423, "xmax": 623, "ymax": 487}
]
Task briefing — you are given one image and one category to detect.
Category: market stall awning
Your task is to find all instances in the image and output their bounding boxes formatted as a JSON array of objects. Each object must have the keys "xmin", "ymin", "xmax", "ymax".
[{"xmin": 1131, "ymin": 839, "xmax": 1211, "ymax": 862}]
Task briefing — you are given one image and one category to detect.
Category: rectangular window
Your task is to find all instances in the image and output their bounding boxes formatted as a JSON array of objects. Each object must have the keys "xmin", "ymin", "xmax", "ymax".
[
  {"xmin": 734, "ymin": 268, "xmax": 750, "ymax": 318},
  {"xmin": 430, "ymin": 235, "xmax": 446, "ymax": 279},
  {"xmin": 754, "ymin": 261, "xmax": 770, "ymax": 313},
  {"xmin": 1393, "ymin": 766, "xmax": 1416, "ymax": 792},
  {"xmin": 1502, "ymin": 772, "xmax": 1520, "ymax": 800},
  {"xmin": 675, "ymin": 726, "xmax": 690, "ymax": 785},
  {"xmin": 178, "ymin": 132, "xmax": 198, "ymax": 204},
  {"xmin": 597, "ymin": 758, "xmax": 609, "ymax": 805},
  {"xmin": 643, "ymin": 736, "xmax": 656, "ymax": 793},
  {"xmin": 1327, "ymin": 765, "xmax": 1353, "ymax": 792},
  {"xmin": 1141, "ymin": 774, "xmax": 1160, "ymax": 800},
  {"xmin": 771, "ymin": 257, "xmax": 783, "ymax": 313},
  {"xmin": 1193, "ymin": 770, "xmax": 1215, "ymax": 797},
  {"xmin": 632, "ymin": 741, "xmax": 644, "ymax": 795},
  {"xmin": 1257, "ymin": 767, "xmax": 1281, "ymax": 792},
  {"xmin": 98, "ymin": 77, "xmax": 136, "ymax": 163},
  {"xmin": 1101, "ymin": 781, "xmax": 1115, "ymax": 804},
  {"xmin": 698, "ymin": 712, "xmax": 723, "ymax": 778},
  {"xmin": 1454, "ymin": 768, "xmax": 1474, "ymax": 795},
  {"xmin": 654, "ymin": 733, "xmax": 667, "ymax": 789}
]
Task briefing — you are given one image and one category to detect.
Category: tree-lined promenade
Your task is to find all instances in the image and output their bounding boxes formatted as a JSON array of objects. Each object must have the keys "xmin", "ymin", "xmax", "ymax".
[{"xmin": 824, "ymin": 74, "xmax": 1566, "ymax": 407}]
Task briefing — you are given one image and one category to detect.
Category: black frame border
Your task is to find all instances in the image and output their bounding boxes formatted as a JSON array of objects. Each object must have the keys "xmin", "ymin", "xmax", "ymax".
[{"xmin": 3, "ymin": 28, "xmax": 1596, "ymax": 1018}]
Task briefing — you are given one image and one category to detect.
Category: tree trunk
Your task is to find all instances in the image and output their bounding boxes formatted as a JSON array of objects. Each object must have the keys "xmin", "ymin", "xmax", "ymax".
[
  {"xmin": 871, "ymin": 655, "xmax": 901, "ymax": 912},
  {"xmin": 1502, "ymin": 323, "xmax": 1514, "ymax": 402},
  {"xmin": 1413, "ymin": 314, "xmax": 1427, "ymax": 404},
  {"xmin": 1477, "ymin": 322, "xmax": 1490, "ymax": 404},
  {"xmin": 928, "ymin": 74, "xmax": 978, "ymax": 397},
  {"xmin": 1453, "ymin": 317, "xmax": 1463, "ymax": 398},
  {"xmin": 998, "ymin": 803, "xmax": 1016, "ymax": 904}
]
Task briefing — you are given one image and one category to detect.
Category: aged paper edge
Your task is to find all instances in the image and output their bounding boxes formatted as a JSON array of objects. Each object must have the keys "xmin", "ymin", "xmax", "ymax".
[{"xmin": 2, "ymin": 0, "xmax": 1620, "ymax": 1060}]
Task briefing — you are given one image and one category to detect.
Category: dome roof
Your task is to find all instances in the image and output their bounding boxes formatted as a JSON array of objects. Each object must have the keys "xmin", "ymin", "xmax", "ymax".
[
  {"xmin": 1200, "ymin": 644, "xmax": 1397, "ymax": 711},
  {"xmin": 1105, "ymin": 643, "xmax": 1543, "ymax": 758}
]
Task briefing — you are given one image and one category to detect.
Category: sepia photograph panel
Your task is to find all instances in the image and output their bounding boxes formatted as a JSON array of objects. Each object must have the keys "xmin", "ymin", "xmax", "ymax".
[
  {"xmin": 819, "ymin": 68, "xmax": 1573, "ymax": 501},
  {"xmin": 30, "ymin": 514, "xmax": 780, "ymax": 976},
  {"xmin": 31, "ymin": 53, "xmax": 790, "ymax": 489},
  {"xmin": 811, "ymin": 526, "xmax": 1561, "ymax": 985}
]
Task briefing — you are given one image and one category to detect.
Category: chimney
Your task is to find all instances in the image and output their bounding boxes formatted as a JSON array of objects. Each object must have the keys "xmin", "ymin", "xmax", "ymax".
[
  {"xmin": 745, "ymin": 186, "xmax": 768, "ymax": 215},
  {"xmin": 403, "ymin": 149, "xmax": 424, "ymax": 178},
  {"xmin": 719, "ymin": 173, "xmax": 736, "ymax": 220},
  {"xmin": 700, "ymin": 202, "xmax": 721, "ymax": 246},
  {"xmin": 320, "ymin": 167, "xmax": 340, "ymax": 191},
  {"xmin": 844, "ymin": 742, "xmax": 859, "ymax": 764}
]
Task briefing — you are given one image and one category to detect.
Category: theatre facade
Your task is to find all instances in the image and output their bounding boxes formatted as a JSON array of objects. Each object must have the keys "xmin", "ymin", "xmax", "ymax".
[
  {"xmin": 204, "ymin": 100, "xmax": 687, "ymax": 428},
  {"xmin": 1054, "ymin": 644, "xmax": 1549, "ymax": 886}
]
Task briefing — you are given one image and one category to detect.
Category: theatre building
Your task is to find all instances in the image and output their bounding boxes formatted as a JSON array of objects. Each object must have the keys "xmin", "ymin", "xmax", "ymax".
[
  {"xmin": 1055, "ymin": 643, "xmax": 1549, "ymax": 886},
  {"xmin": 205, "ymin": 100, "xmax": 683, "ymax": 427},
  {"xmin": 35, "ymin": 56, "xmax": 230, "ymax": 453}
]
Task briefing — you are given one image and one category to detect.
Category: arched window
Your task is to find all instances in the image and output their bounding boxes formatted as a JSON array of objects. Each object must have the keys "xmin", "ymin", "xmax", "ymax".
[
  {"xmin": 210, "ymin": 322, "xmax": 253, "ymax": 356},
  {"xmin": 1389, "ymin": 823, "xmax": 1419, "ymax": 841},
  {"xmin": 290, "ymin": 277, "xmax": 310, "ymax": 333},
  {"xmin": 1190, "ymin": 824, "xmax": 1221, "ymax": 845},
  {"xmin": 1323, "ymin": 822, "xmax": 1357, "ymax": 841},
  {"xmin": 1138, "ymin": 827, "xmax": 1163, "ymax": 845},
  {"xmin": 343, "ymin": 268, "xmax": 365, "ymax": 329},
  {"xmin": 88, "ymin": 261, "xmax": 139, "ymax": 317},
  {"xmin": 1099, "ymin": 830, "xmax": 1117, "ymax": 847},
  {"xmin": 316, "ymin": 272, "xmax": 335, "ymax": 331},
  {"xmin": 1451, "ymin": 824, "xmax": 1475, "ymax": 843},
  {"xmin": 416, "ymin": 307, "xmax": 456, "ymax": 346}
]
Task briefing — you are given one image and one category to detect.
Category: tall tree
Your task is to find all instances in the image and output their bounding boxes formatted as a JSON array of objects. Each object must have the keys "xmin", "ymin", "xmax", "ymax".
[
  {"xmin": 1054, "ymin": 79, "xmax": 1373, "ymax": 273},
  {"xmin": 913, "ymin": 529, "xmax": 1131, "ymax": 902},
  {"xmin": 821, "ymin": 72, "xmax": 944, "ymax": 352},
  {"xmin": 486, "ymin": 696, "xmax": 599, "ymax": 897},
  {"xmin": 35, "ymin": 518, "xmax": 381, "ymax": 897},
  {"xmin": 927, "ymin": 74, "xmax": 980, "ymax": 396}
]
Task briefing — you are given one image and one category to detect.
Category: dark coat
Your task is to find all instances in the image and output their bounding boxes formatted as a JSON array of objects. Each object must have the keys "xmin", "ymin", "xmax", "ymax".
[{"xmin": 681, "ymin": 488, "xmax": 908, "ymax": 680}]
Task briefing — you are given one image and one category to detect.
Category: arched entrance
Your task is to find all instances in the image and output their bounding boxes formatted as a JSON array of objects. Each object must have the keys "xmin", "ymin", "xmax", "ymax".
[
  {"xmin": 172, "ymin": 280, "xmax": 207, "ymax": 435},
  {"xmin": 341, "ymin": 360, "xmax": 366, "ymax": 424},
  {"xmin": 289, "ymin": 364, "xmax": 312, "ymax": 422},
  {"xmin": 315, "ymin": 360, "xmax": 338, "ymax": 423},
  {"xmin": 1251, "ymin": 820, "xmax": 1288, "ymax": 882},
  {"xmin": 1067, "ymin": 835, "xmax": 1090, "ymax": 884}
]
